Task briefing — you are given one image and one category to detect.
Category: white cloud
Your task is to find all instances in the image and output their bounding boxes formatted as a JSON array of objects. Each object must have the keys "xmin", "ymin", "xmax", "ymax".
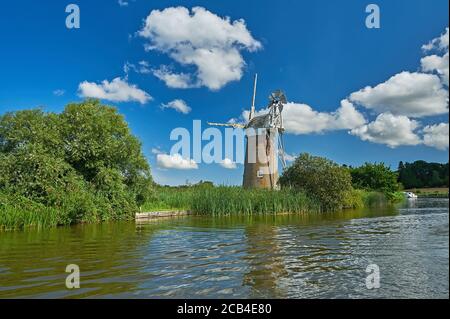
[
  {"xmin": 349, "ymin": 72, "xmax": 448, "ymax": 117},
  {"xmin": 422, "ymin": 27, "xmax": 449, "ymax": 52},
  {"xmin": 350, "ymin": 113, "xmax": 421, "ymax": 148},
  {"xmin": 139, "ymin": 6, "xmax": 261, "ymax": 90},
  {"xmin": 153, "ymin": 66, "xmax": 195, "ymax": 89},
  {"xmin": 78, "ymin": 77, "xmax": 152, "ymax": 104},
  {"xmin": 156, "ymin": 153, "xmax": 198, "ymax": 170},
  {"xmin": 219, "ymin": 158, "xmax": 237, "ymax": 169},
  {"xmin": 421, "ymin": 28, "xmax": 449, "ymax": 87},
  {"xmin": 283, "ymin": 153, "xmax": 296, "ymax": 162},
  {"xmin": 240, "ymin": 99, "xmax": 365, "ymax": 135},
  {"xmin": 151, "ymin": 147, "xmax": 163, "ymax": 154},
  {"xmin": 118, "ymin": 0, "xmax": 128, "ymax": 7},
  {"xmin": 422, "ymin": 123, "xmax": 449, "ymax": 150},
  {"xmin": 277, "ymin": 99, "xmax": 366, "ymax": 135},
  {"xmin": 53, "ymin": 89, "xmax": 65, "ymax": 96},
  {"xmin": 139, "ymin": 62, "xmax": 150, "ymax": 74},
  {"xmin": 228, "ymin": 27, "xmax": 449, "ymax": 152},
  {"xmin": 421, "ymin": 53, "xmax": 449, "ymax": 86},
  {"xmin": 161, "ymin": 99, "xmax": 192, "ymax": 114}
]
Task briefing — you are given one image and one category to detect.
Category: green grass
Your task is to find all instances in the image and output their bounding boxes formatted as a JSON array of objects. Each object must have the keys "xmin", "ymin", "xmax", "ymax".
[
  {"xmin": 0, "ymin": 190, "xmax": 136, "ymax": 231},
  {"xmin": 143, "ymin": 186, "xmax": 321, "ymax": 215},
  {"xmin": 0, "ymin": 193, "xmax": 63, "ymax": 231},
  {"xmin": 142, "ymin": 187, "xmax": 195, "ymax": 212}
]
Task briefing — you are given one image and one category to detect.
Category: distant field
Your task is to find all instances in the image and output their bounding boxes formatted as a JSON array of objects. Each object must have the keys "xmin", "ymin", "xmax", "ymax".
[{"xmin": 405, "ymin": 188, "xmax": 449, "ymax": 198}]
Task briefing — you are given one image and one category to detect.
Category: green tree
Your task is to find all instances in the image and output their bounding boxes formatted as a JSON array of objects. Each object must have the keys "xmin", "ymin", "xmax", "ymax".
[
  {"xmin": 397, "ymin": 160, "xmax": 449, "ymax": 189},
  {"xmin": 0, "ymin": 109, "xmax": 63, "ymax": 156},
  {"xmin": 279, "ymin": 153, "xmax": 354, "ymax": 211},
  {"xmin": 350, "ymin": 163, "xmax": 399, "ymax": 198},
  {"xmin": 60, "ymin": 100, "xmax": 152, "ymax": 205},
  {"xmin": 0, "ymin": 100, "xmax": 153, "ymax": 225}
]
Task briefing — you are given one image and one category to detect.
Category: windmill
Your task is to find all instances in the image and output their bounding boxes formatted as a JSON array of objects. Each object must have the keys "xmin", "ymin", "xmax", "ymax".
[{"xmin": 208, "ymin": 74, "xmax": 288, "ymax": 190}]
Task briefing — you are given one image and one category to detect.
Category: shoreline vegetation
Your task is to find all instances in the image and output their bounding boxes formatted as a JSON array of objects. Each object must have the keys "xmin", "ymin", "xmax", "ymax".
[
  {"xmin": 1, "ymin": 101, "xmax": 448, "ymax": 231},
  {"xmin": 142, "ymin": 186, "xmax": 401, "ymax": 215},
  {"xmin": 405, "ymin": 188, "xmax": 449, "ymax": 198}
]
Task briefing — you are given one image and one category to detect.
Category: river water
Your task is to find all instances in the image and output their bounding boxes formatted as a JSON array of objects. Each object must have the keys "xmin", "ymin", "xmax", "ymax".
[{"xmin": 0, "ymin": 198, "xmax": 448, "ymax": 299}]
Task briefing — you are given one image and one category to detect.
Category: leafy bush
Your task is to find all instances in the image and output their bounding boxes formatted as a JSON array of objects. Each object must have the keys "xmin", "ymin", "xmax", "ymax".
[
  {"xmin": 342, "ymin": 189, "xmax": 365, "ymax": 209},
  {"xmin": 278, "ymin": 153, "xmax": 354, "ymax": 211}
]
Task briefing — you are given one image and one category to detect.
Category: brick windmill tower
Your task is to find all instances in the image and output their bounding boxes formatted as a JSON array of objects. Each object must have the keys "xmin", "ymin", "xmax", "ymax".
[{"xmin": 209, "ymin": 74, "xmax": 287, "ymax": 190}]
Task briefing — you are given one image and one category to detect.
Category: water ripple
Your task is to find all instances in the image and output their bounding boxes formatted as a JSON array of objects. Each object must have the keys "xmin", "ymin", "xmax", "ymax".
[{"xmin": 0, "ymin": 198, "xmax": 448, "ymax": 298}]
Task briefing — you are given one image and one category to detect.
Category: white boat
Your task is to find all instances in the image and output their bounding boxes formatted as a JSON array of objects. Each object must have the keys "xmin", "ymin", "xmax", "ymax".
[{"xmin": 404, "ymin": 191, "xmax": 418, "ymax": 199}]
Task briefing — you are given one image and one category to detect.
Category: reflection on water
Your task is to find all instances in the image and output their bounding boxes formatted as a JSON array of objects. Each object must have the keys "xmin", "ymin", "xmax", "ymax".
[{"xmin": 0, "ymin": 198, "xmax": 448, "ymax": 298}]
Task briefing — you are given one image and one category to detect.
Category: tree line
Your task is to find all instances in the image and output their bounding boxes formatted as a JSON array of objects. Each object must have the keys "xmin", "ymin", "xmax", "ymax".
[{"xmin": 398, "ymin": 161, "xmax": 449, "ymax": 189}]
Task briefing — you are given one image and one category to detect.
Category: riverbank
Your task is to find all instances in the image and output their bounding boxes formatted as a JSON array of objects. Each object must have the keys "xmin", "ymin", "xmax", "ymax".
[
  {"xmin": 1, "ymin": 185, "xmax": 400, "ymax": 231},
  {"xmin": 405, "ymin": 188, "xmax": 449, "ymax": 198}
]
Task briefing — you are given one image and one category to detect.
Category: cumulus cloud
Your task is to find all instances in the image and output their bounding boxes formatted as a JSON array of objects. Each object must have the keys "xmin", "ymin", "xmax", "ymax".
[
  {"xmin": 153, "ymin": 66, "xmax": 195, "ymax": 89},
  {"xmin": 349, "ymin": 72, "xmax": 448, "ymax": 117},
  {"xmin": 227, "ymin": 28, "xmax": 449, "ymax": 151},
  {"xmin": 345, "ymin": 28, "xmax": 449, "ymax": 148},
  {"xmin": 422, "ymin": 27, "xmax": 449, "ymax": 52},
  {"xmin": 161, "ymin": 99, "xmax": 192, "ymax": 114},
  {"xmin": 139, "ymin": 6, "xmax": 261, "ymax": 90},
  {"xmin": 265, "ymin": 99, "xmax": 365, "ymax": 135},
  {"xmin": 220, "ymin": 158, "xmax": 237, "ymax": 169},
  {"xmin": 350, "ymin": 113, "xmax": 421, "ymax": 148},
  {"xmin": 421, "ymin": 28, "xmax": 449, "ymax": 86},
  {"xmin": 240, "ymin": 99, "xmax": 365, "ymax": 135},
  {"xmin": 156, "ymin": 153, "xmax": 198, "ymax": 170},
  {"xmin": 421, "ymin": 53, "xmax": 449, "ymax": 86},
  {"xmin": 422, "ymin": 123, "xmax": 449, "ymax": 150},
  {"xmin": 78, "ymin": 77, "xmax": 152, "ymax": 104}
]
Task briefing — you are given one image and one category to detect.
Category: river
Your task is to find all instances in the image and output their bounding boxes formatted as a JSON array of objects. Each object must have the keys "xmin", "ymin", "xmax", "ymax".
[{"xmin": 0, "ymin": 198, "xmax": 448, "ymax": 298}]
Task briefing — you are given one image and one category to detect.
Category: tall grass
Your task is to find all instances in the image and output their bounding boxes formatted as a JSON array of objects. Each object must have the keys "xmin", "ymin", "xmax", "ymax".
[
  {"xmin": 0, "ymin": 193, "xmax": 62, "ymax": 231},
  {"xmin": 143, "ymin": 186, "xmax": 321, "ymax": 215},
  {"xmin": 0, "ymin": 189, "xmax": 136, "ymax": 231},
  {"xmin": 2, "ymin": 186, "xmax": 392, "ymax": 231},
  {"xmin": 142, "ymin": 187, "xmax": 195, "ymax": 211},
  {"xmin": 361, "ymin": 191, "xmax": 389, "ymax": 207},
  {"xmin": 192, "ymin": 187, "xmax": 321, "ymax": 215}
]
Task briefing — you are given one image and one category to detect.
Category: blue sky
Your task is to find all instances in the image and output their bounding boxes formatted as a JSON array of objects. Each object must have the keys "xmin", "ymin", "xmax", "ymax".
[{"xmin": 0, "ymin": 0, "xmax": 448, "ymax": 185}]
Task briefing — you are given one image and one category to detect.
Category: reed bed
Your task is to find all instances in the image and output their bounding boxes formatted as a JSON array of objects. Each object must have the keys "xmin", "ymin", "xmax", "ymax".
[
  {"xmin": 0, "ymin": 193, "xmax": 62, "ymax": 231},
  {"xmin": 143, "ymin": 186, "xmax": 321, "ymax": 215}
]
